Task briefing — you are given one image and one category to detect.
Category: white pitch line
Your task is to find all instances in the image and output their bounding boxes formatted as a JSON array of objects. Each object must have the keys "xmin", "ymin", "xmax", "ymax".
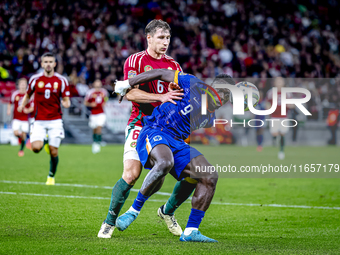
[
  {"xmin": 0, "ymin": 180, "xmax": 340, "ymax": 210},
  {"xmin": 0, "ymin": 191, "xmax": 167, "ymax": 203},
  {"xmin": 0, "ymin": 191, "xmax": 17, "ymax": 195},
  {"xmin": 0, "ymin": 180, "xmax": 172, "ymax": 196}
]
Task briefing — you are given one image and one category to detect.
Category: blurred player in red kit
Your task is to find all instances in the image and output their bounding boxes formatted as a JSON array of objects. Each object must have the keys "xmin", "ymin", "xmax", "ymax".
[
  {"xmin": 84, "ymin": 79, "xmax": 109, "ymax": 154},
  {"xmin": 18, "ymin": 53, "xmax": 71, "ymax": 185},
  {"xmin": 266, "ymin": 77, "xmax": 293, "ymax": 160},
  {"xmin": 98, "ymin": 20, "xmax": 196, "ymax": 238},
  {"xmin": 7, "ymin": 78, "xmax": 34, "ymax": 156}
]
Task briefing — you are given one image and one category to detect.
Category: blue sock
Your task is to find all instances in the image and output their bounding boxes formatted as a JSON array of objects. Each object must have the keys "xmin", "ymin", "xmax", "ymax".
[
  {"xmin": 186, "ymin": 208, "xmax": 205, "ymax": 229},
  {"xmin": 131, "ymin": 191, "xmax": 149, "ymax": 212}
]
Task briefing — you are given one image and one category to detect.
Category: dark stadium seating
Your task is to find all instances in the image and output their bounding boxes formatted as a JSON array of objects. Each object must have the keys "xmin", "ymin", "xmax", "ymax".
[{"xmin": 0, "ymin": 0, "xmax": 339, "ymax": 107}]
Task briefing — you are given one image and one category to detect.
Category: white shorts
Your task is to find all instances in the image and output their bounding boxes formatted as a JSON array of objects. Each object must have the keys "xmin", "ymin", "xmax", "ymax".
[
  {"xmin": 123, "ymin": 125, "xmax": 142, "ymax": 162},
  {"xmin": 12, "ymin": 119, "xmax": 29, "ymax": 133},
  {"xmin": 89, "ymin": 113, "xmax": 106, "ymax": 129},
  {"xmin": 269, "ymin": 118, "xmax": 289, "ymax": 135},
  {"xmin": 30, "ymin": 119, "xmax": 65, "ymax": 148}
]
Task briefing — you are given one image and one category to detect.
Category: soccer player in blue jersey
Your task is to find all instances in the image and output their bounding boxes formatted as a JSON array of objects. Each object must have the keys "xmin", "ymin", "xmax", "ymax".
[{"xmin": 114, "ymin": 69, "xmax": 235, "ymax": 242}]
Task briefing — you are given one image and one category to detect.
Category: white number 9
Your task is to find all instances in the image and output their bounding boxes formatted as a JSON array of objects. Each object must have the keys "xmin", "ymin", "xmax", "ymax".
[{"xmin": 180, "ymin": 104, "xmax": 193, "ymax": 115}]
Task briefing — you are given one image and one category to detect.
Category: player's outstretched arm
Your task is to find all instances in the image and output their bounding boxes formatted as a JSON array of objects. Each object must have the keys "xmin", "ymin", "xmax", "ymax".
[
  {"xmin": 126, "ymin": 87, "xmax": 183, "ymax": 105},
  {"xmin": 115, "ymin": 69, "xmax": 182, "ymax": 103},
  {"xmin": 129, "ymin": 69, "xmax": 176, "ymax": 87},
  {"xmin": 114, "ymin": 69, "xmax": 177, "ymax": 94},
  {"xmin": 23, "ymin": 104, "xmax": 35, "ymax": 114},
  {"xmin": 61, "ymin": 97, "xmax": 71, "ymax": 108},
  {"xmin": 84, "ymin": 99, "xmax": 96, "ymax": 108},
  {"xmin": 17, "ymin": 94, "xmax": 30, "ymax": 112},
  {"xmin": 7, "ymin": 103, "xmax": 12, "ymax": 116}
]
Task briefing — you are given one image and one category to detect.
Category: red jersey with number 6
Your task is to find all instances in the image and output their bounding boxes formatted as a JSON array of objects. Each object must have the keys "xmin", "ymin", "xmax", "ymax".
[
  {"xmin": 27, "ymin": 72, "xmax": 70, "ymax": 121},
  {"xmin": 124, "ymin": 50, "xmax": 182, "ymax": 128}
]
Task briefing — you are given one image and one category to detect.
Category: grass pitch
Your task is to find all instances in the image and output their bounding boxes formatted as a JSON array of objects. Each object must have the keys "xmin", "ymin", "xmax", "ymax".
[{"xmin": 0, "ymin": 144, "xmax": 339, "ymax": 254}]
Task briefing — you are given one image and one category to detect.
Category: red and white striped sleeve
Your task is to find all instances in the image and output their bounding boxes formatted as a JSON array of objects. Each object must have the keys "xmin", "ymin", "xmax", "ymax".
[
  {"xmin": 27, "ymin": 73, "xmax": 43, "ymax": 97},
  {"xmin": 55, "ymin": 73, "xmax": 70, "ymax": 98},
  {"xmin": 85, "ymin": 89, "xmax": 93, "ymax": 102},
  {"xmin": 10, "ymin": 90, "xmax": 18, "ymax": 104},
  {"xmin": 123, "ymin": 51, "xmax": 145, "ymax": 80}
]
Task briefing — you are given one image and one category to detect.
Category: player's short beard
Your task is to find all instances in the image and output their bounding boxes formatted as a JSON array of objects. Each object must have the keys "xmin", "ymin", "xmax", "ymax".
[{"xmin": 45, "ymin": 68, "xmax": 52, "ymax": 74}]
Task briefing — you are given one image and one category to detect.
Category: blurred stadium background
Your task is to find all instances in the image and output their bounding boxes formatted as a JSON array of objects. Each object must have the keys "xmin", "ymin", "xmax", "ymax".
[{"xmin": 0, "ymin": 0, "xmax": 339, "ymax": 145}]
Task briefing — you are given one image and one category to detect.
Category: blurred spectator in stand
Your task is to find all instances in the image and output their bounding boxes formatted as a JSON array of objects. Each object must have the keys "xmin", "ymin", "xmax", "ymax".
[
  {"xmin": 0, "ymin": 61, "xmax": 11, "ymax": 80},
  {"xmin": 326, "ymin": 94, "xmax": 339, "ymax": 145},
  {"xmin": 0, "ymin": 0, "xmax": 339, "ymax": 108}
]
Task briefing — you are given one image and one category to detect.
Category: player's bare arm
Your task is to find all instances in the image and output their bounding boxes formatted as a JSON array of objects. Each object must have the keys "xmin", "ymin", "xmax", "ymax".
[
  {"xmin": 17, "ymin": 94, "xmax": 30, "ymax": 112},
  {"xmin": 23, "ymin": 105, "xmax": 34, "ymax": 114},
  {"xmin": 129, "ymin": 69, "xmax": 176, "ymax": 87},
  {"xmin": 126, "ymin": 87, "xmax": 183, "ymax": 105},
  {"xmin": 7, "ymin": 103, "xmax": 12, "ymax": 115},
  {"xmin": 115, "ymin": 69, "xmax": 183, "ymax": 104},
  {"xmin": 62, "ymin": 97, "xmax": 71, "ymax": 108},
  {"xmin": 84, "ymin": 99, "xmax": 97, "ymax": 108},
  {"xmin": 115, "ymin": 69, "xmax": 177, "ymax": 95}
]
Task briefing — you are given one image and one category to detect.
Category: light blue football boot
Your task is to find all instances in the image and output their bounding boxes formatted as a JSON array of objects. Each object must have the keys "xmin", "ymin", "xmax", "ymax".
[
  {"xmin": 115, "ymin": 211, "xmax": 139, "ymax": 231},
  {"xmin": 179, "ymin": 230, "xmax": 218, "ymax": 243}
]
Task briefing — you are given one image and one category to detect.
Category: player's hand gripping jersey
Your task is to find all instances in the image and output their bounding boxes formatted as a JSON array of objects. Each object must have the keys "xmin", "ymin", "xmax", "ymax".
[{"xmin": 142, "ymin": 71, "xmax": 216, "ymax": 140}]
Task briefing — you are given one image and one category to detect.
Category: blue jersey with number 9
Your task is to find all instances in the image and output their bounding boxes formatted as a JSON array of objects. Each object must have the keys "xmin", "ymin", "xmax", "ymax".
[{"xmin": 142, "ymin": 71, "xmax": 216, "ymax": 140}]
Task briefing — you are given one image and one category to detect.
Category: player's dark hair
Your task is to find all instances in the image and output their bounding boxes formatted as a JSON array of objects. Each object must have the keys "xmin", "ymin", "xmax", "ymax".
[
  {"xmin": 41, "ymin": 52, "xmax": 56, "ymax": 60},
  {"xmin": 145, "ymin": 19, "xmax": 171, "ymax": 36},
  {"xmin": 17, "ymin": 77, "xmax": 27, "ymax": 84},
  {"xmin": 212, "ymin": 74, "xmax": 236, "ymax": 86},
  {"xmin": 211, "ymin": 74, "xmax": 235, "ymax": 105}
]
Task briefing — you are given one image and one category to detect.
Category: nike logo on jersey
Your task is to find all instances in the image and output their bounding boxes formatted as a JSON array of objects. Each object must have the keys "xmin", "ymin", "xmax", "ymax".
[
  {"xmin": 193, "ymin": 97, "xmax": 199, "ymax": 104},
  {"xmin": 45, "ymin": 83, "xmax": 52, "ymax": 88}
]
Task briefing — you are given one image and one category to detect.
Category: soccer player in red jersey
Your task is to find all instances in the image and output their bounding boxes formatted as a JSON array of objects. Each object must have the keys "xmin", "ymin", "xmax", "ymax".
[
  {"xmin": 84, "ymin": 79, "xmax": 109, "ymax": 154},
  {"xmin": 98, "ymin": 20, "xmax": 196, "ymax": 238},
  {"xmin": 18, "ymin": 53, "xmax": 71, "ymax": 185},
  {"xmin": 7, "ymin": 78, "xmax": 34, "ymax": 157},
  {"xmin": 266, "ymin": 77, "xmax": 293, "ymax": 160}
]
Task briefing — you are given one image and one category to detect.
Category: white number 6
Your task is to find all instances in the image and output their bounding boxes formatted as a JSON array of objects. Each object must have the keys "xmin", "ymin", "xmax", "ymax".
[{"xmin": 157, "ymin": 80, "xmax": 164, "ymax": 93}]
